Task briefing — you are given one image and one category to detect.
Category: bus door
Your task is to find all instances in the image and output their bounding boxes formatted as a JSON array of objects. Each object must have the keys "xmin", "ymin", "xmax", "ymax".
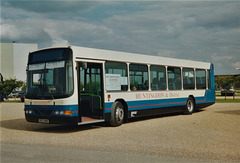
[{"xmin": 77, "ymin": 61, "xmax": 104, "ymax": 124}]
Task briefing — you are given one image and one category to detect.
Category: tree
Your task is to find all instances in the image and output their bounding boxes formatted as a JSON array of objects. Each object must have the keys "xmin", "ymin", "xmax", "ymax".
[
  {"xmin": 221, "ymin": 76, "xmax": 234, "ymax": 90},
  {"xmin": 215, "ymin": 77, "xmax": 224, "ymax": 90},
  {"xmin": 233, "ymin": 76, "xmax": 240, "ymax": 88},
  {"xmin": 215, "ymin": 75, "xmax": 239, "ymax": 90},
  {"xmin": 0, "ymin": 78, "xmax": 25, "ymax": 96}
]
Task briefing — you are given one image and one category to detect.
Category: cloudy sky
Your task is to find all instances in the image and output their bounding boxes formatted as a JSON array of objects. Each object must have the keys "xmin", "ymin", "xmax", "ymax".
[{"xmin": 1, "ymin": 0, "xmax": 240, "ymax": 75}]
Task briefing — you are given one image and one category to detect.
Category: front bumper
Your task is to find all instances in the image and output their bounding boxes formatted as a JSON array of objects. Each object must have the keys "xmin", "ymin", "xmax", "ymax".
[{"xmin": 25, "ymin": 114, "xmax": 79, "ymax": 124}]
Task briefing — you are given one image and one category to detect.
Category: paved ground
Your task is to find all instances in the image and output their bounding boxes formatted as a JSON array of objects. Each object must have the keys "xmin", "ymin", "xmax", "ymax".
[{"xmin": 1, "ymin": 102, "xmax": 240, "ymax": 162}]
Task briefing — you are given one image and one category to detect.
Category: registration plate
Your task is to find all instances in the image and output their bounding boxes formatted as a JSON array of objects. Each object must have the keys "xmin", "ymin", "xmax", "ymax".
[{"xmin": 38, "ymin": 119, "xmax": 49, "ymax": 124}]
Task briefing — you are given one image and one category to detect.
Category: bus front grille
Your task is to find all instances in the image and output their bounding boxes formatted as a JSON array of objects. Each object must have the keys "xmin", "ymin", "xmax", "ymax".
[{"xmin": 33, "ymin": 110, "xmax": 52, "ymax": 116}]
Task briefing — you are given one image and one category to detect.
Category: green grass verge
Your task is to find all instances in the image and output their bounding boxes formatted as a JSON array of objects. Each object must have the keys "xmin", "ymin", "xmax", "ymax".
[
  {"xmin": 215, "ymin": 99, "xmax": 240, "ymax": 103},
  {"xmin": 1, "ymin": 100, "xmax": 22, "ymax": 103}
]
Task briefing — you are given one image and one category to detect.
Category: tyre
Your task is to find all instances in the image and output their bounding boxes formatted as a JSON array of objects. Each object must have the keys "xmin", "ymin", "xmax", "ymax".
[
  {"xmin": 110, "ymin": 101, "xmax": 124, "ymax": 127},
  {"xmin": 184, "ymin": 97, "xmax": 195, "ymax": 115}
]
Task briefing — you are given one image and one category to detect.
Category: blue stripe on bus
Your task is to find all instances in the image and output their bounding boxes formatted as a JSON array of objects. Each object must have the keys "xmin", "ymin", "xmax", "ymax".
[{"xmin": 104, "ymin": 98, "xmax": 187, "ymax": 113}]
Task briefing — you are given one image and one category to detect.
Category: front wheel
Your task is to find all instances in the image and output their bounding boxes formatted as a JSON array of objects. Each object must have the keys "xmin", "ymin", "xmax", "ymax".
[
  {"xmin": 184, "ymin": 97, "xmax": 195, "ymax": 115},
  {"xmin": 110, "ymin": 101, "xmax": 124, "ymax": 127}
]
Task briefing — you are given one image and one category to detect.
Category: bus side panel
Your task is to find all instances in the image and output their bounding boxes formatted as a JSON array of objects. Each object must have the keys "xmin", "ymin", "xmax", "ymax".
[
  {"xmin": 127, "ymin": 105, "xmax": 186, "ymax": 118},
  {"xmin": 104, "ymin": 98, "xmax": 187, "ymax": 120},
  {"xmin": 104, "ymin": 104, "xmax": 186, "ymax": 121},
  {"xmin": 105, "ymin": 90, "xmax": 215, "ymax": 120},
  {"xmin": 196, "ymin": 64, "xmax": 215, "ymax": 108},
  {"xmin": 195, "ymin": 90, "xmax": 215, "ymax": 109},
  {"xmin": 210, "ymin": 63, "xmax": 216, "ymax": 102}
]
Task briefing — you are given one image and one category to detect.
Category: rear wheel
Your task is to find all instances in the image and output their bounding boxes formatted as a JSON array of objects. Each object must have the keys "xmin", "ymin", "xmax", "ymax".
[
  {"xmin": 110, "ymin": 101, "xmax": 124, "ymax": 127},
  {"xmin": 184, "ymin": 97, "xmax": 195, "ymax": 115}
]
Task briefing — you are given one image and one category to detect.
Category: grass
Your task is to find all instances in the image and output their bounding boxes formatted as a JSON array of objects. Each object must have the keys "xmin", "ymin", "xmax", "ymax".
[{"xmin": 1, "ymin": 100, "xmax": 22, "ymax": 103}]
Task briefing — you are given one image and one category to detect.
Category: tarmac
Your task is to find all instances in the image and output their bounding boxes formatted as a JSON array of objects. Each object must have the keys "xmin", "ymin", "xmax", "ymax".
[{"xmin": 1, "ymin": 102, "xmax": 240, "ymax": 162}]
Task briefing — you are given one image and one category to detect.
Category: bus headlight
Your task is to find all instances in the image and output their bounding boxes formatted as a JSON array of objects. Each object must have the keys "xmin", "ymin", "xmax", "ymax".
[{"xmin": 25, "ymin": 110, "xmax": 33, "ymax": 114}]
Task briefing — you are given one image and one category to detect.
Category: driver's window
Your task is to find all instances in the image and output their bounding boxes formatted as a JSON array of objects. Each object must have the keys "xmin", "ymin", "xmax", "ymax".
[{"xmin": 33, "ymin": 73, "xmax": 42, "ymax": 86}]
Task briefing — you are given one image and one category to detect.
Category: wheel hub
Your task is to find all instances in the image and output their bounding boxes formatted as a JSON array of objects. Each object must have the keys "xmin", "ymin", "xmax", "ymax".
[
  {"xmin": 116, "ymin": 107, "xmax": 124, "ymax": 122},
  {"xmin": 187, "ymin": 100, "xmax": 193, "ymax": 112}
]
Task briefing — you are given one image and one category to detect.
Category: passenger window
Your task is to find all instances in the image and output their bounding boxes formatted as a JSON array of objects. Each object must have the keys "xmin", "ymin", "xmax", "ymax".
[
  {"xmin": 150, "ymin": 65, "xmax": 166, "ymax": 90},
  {"xmin": 105, "ymin": 62, "xmax": 128, "ymax": 91},
  {"xmin": 167, "ymin": 67, "xmax": 181, "ymax": 90},
  {"xmin": 196, "ymin": 69, "xmax": 206, "ymax": 89},
  {"xmin": 129, "ymin": 64, "xmax": 148, "ymax": 91},
  {"xmin": 183, "ymin": 68, "xmax": 195, "ymax": 90}
]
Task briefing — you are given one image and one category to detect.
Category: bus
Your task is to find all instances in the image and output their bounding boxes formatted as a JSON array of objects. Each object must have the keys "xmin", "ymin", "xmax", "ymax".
[{"xmin": 25, "ymin": 46, "xmax": 215, "ymax": 126}]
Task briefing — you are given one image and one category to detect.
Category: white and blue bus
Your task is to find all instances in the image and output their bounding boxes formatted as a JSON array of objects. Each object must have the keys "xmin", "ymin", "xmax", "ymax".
[{"xmin": 25, "ymin": 46, "xmax": 215, "ymax": 126}]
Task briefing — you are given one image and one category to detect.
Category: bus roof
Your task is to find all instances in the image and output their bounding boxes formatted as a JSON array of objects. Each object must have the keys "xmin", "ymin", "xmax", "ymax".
[
  {"xmin": 70, "ymin": 46, "xmax": 211, "ymax": 69},
  {"xmin": 31, "ymin": 46, "xmax": 211, "ymax": 69}
]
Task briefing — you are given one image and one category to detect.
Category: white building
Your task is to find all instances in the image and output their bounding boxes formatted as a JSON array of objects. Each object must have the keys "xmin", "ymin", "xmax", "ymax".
[{"xmin": 0, "ymin": 43, "xmax": 38, "ymax": 81}]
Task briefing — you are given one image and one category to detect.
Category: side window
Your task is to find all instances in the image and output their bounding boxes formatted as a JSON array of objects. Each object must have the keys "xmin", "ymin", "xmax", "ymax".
[
  {"xmin": 105, "ymin": 62, "xmax": 128, "ymax": 91},
  {"xmin": 196, "ymin": 69, "xmax": 206, "ymax": 89},
  {"xmin": 66, "ymin": 63, "xmax": 73, "ymax": 93},
  {"xmin": 129, "ymin": 64, "xmax": 148, "ymax": 91},
  {"xmin": 183, "ymin": 68, "xmax": 195, "ymax": 90},
  {"xmin": 207, "ymin": 70, "xmax": 211, "ymax": 89},
  {"xmin": 150, "ymin": 65, "xmax": 166, "ymax": 90},
  {"xmin": 167, "ymin": 67, "xmax": 181, "ymax": 90}
]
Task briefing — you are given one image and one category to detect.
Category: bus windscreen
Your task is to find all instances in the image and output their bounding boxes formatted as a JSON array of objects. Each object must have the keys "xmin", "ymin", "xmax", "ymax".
[{"xmin": 26, "ymin": 48, "xmax": 74, "ymax": 99}]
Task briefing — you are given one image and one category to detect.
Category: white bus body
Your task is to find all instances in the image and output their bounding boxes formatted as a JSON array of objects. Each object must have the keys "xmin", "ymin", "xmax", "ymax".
[{"xmin": 25, "ymin": 46, "xmax": 215, "ymax": 126}]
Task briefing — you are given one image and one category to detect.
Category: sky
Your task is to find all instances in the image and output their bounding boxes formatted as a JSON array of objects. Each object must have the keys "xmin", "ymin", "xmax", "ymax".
[{"xmin": 1, "ymin": 0, "xmax": 240, "ymax": 75}]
